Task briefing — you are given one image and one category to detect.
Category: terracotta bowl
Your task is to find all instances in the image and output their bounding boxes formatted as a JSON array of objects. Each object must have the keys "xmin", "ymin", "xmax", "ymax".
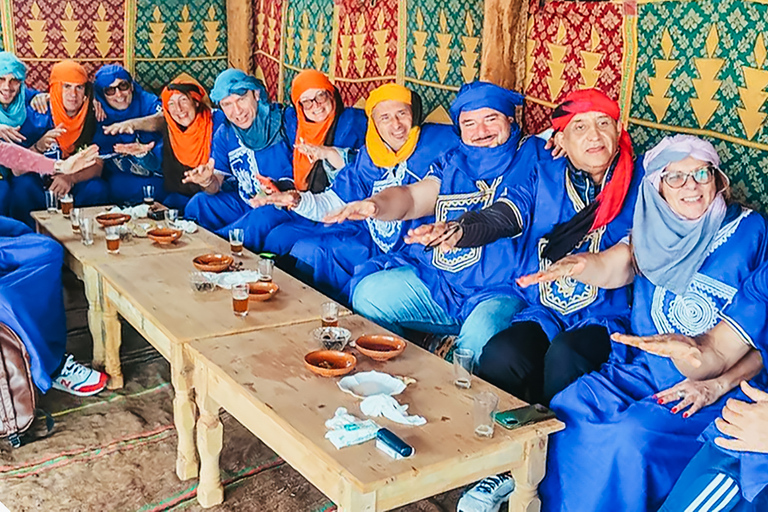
[
  {"xmin": 192, "ymin": 253, "xmax": 234, "ymax": 273},
  {"xmin": 248, "ymin": 281, "xmax": 279, "ymax": 302},
  {"xmin": 304, "ymin": 350, "xmax": 356, "ymax": 377},
  {"xmin": 95, "ymin": 212, "xmax": 131, "ymax": 227},
  {"xmin": 354, "ymin": 334, "xmax": 407, "ymax": 361},
  {"xmin": 147, "ymin": 227, "xmax": 183, "ymax": 245}
]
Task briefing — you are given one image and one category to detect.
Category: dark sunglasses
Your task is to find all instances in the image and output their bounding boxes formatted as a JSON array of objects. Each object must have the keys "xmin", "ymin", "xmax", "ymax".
[{"xmin": 103, "ymin": 80, "xmax": 131, "ymax": 97}]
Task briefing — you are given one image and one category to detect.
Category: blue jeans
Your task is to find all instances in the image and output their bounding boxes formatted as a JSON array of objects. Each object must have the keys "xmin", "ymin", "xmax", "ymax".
[{"xmin": 351, "ymin": 265, "xmax": 526, "ymax": 361}]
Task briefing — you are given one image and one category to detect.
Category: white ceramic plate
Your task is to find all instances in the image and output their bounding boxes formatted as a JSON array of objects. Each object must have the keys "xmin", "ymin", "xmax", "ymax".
[{"xmin": 338, "ymin": 371, "xmax": 406, "ymax": 399}]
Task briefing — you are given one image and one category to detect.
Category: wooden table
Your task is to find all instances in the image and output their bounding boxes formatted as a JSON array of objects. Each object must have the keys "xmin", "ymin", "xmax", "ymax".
[{"xmin": 187, "ymin": 315, "xmax": 564, "ymax": 511}]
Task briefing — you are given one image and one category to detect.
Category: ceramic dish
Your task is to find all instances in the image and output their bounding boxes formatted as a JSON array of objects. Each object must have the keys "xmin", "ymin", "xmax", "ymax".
[
  {"xmin": 352, "ymin": 334, "xmax": 407, "ymax": 361},
  {"xmin": 337, "ymin": 371, "xmax": 406, "ymax": 398},
  {"xmin": 248, "ymin": 281, "xmax": 279, "ymax": 301},
  {"xmin": 95, "ymin": 212, "xmax": 131, "ymax": 227},
  {"xmin": 304, "ymin": 350, "xmax": 356, "ymax": 377},
  {"xmin": 146, "ymin": 227, "xmax": 183, "ymax": 245},
  {"xmin": 192, "ymin": 253, "xmax": 234, "ymax": 273},
  {"xmin": 311, "ymin": 326, "xmax": 352, "ymax": 351}
]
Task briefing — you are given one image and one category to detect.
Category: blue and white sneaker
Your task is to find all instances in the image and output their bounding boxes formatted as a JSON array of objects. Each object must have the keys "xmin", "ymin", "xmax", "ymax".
[
  {"xmin": 52, "ymin": 354, "xmax": 108, "ymax": 397},
  {"xmin": 457, "ymin": 472, "xmax": 514, "ymax": 512}
]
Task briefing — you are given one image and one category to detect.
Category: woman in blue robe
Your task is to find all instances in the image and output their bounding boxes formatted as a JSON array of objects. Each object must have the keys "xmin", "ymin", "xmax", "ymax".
[
  {"xmin": 528, "ymin": 135, "xmax": 768, "ymax": 512},
  {"xmin": 91, "ymin": 65, "xmax": 165, "ymax": 206},
  {"xmin": 217, "ymin": 69, "xmax": 367, "ymax": 255}
]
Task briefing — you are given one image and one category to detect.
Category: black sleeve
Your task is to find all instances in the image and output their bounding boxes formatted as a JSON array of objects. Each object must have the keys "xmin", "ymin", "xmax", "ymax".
[{"xmin": 454, "ymin": 201, "xmax": 523, "ymax": 248}]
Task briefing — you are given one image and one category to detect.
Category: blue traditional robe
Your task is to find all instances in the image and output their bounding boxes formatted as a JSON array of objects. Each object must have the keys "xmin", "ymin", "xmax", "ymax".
[
  {"xmin": 289, "ymin": 123, "xmax": 458, "ymax": 301},
  {"xmin": 0, "ymin": 216, "xmax": 66, "ymax": 392},
  {"xmin": 348, "ymin": 134, "xmax": 543, "ymax": 321},
  {"xmin": 541, "ymin": 203, "xmax": 768, "ymax": 512},
  {"xmin": 508, "ymin": 155, "xmax": 644, "ymax": 340}
]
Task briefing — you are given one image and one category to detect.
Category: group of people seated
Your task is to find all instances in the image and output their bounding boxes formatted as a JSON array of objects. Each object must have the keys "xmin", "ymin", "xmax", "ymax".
[{"xmin": 0, "ymin": 49, "xmax": 766, "ymax": 512}]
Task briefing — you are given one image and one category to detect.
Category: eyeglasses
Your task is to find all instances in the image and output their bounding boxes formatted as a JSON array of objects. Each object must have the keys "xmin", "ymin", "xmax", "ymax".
[
  {"xmin": 103, "ymin": 80, "xmax": 131, "ymax": 97},
  {"xmin": 299, "ymin": 90, "xmax": 330, "ymax": 110},
  {"xmin": 660, "ymin": 165, "xmax": 716, "ymax": 189}
]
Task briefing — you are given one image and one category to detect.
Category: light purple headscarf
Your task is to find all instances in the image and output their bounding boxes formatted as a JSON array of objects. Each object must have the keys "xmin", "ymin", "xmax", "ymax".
[{"xmin": 633, "ymin": 135, "xmax": 728, "ymax": 295}]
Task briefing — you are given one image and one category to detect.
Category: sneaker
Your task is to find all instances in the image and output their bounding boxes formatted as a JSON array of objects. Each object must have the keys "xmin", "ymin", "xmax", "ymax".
[
  {"xmin": 457, "ymin": 472, "xmax": 514, "ymax": 512},
  {"xmin": 52, "ymin": 355, "xmax": 108, "ymax": 397}
]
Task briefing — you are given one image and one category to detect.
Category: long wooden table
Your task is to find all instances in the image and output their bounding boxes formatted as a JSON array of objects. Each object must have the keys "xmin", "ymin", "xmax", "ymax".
[
  {"xmin": 32, "ymin": 207, "xmax": 349, "ymax": 481},
  {"xmin": 188, "ymin": 315, "xmax": 564, "ymax": 511}
]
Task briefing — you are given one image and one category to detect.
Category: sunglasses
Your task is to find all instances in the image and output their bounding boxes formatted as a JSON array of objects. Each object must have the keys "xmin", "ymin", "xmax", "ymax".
[
  {"xmin": 660, "ymin": 165, "xmax": 716, "ymax": 189},
  {"xmin": 103, "ymin": 80, "xmax": 131, "ymax": 97},
  {"xmin": 299, "ymin": 90, "xmax": 330, "ymax": 109}
]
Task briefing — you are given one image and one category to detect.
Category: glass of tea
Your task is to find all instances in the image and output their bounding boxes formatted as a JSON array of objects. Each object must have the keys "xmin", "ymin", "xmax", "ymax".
[
  {"xmin": 321, "ymin": 301, "xmax": 339, "ymax": 327},
  {"xmin": 232, "ymin": 283, "xmax": 249, "ymax": 317},
  {"xmin": 70, "ymin": 208, "xmax": 81, "ymax": 233},
  {"xmin": 142, "ymin": 185, "xmax": 155, "ymax": 206},
  {"xmin": 258, "ymin": 257, "xmax": 274, "ymax": 282},
  {"xmin": 60, "ymin": 194, "xmax": 73, "ymax": 217},
  {"xmin": 229, "ymin": 228, "xmax": 244, "ymax": 255},
  {"xmin": 105, "ymin": 226, "xmax": 120, "ymax": 254}
]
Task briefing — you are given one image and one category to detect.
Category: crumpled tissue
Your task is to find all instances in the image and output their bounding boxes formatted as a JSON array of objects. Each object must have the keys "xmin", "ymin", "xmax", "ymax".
[
  {"xmin": 360, "ymin": 394, "xmax": 426, "ymax": 426},
  {"xmin": 109, "ymin": 204, "xmax": 150, "ymax": 218},
  {"xmin": 324, "ymin": 407, "xmax": 380, "ymax": 449}
]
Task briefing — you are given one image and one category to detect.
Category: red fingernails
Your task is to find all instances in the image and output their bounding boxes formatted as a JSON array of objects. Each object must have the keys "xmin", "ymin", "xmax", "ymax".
[
  {"xmin": 657, "ymin": 399, "xmax": 664, "ymax": 404},
  {"xmin": 671, "ymin": 407, "xmax": 678, "ymax": 414},
  {"xmin": 683, "ymin": 412, "xmax": 689, "ymax": 419},
  {"xmin": 652, "ymin": 394, "xmax": 658, "ymax": 400}
]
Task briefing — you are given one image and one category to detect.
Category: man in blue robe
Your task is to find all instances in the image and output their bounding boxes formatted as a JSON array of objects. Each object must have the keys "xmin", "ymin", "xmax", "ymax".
[
  {"xmin": 183, "ymin": 69, "xmax": 294, "ymax": 232},
  {"xmin": 249, "ymin": 82, "xmax": 457, "ymax": 302},
  {"xmin": 91, "ymin": 65, "xmax": 165, "ymax": 206},
  {"xmin": 325, "ymin": 81, "xmax": 534, "ymax": 356},
  {"xmin": 0, "ymin": 216, "xmax": 107, "ymax": 397}
]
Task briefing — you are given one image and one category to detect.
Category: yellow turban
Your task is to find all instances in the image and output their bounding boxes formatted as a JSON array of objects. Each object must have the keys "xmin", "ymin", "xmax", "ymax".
[{"xmin": 364, "ymin": 83, "xmax": 421, "ymax": 168}]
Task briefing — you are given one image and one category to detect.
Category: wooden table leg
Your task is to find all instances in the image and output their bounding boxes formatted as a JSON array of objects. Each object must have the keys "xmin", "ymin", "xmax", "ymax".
[
  {"xmin": 82, "ymin": 265, "xmax": 107, "ymax": 368},
  {"xmin": 172, "ymin": 343, "xmax": 198, "ymax": 481},
  {"xmin": 508, "ymin": 436, "xmax": 548, "ymax": 512},
  {"xmin": 338, "ymin": 483, "xmax": 376, "ymax": 512},
  {"xmin": 194, "ymin": 364, "xmax": 224, "ymax": 508},
  {"xmin": 102, "ymin": 292, "xmax": 123, "ymax": 389},
  {"xmin": 84, "ymin": 265, "xmax": 123, "ymax": 388}
]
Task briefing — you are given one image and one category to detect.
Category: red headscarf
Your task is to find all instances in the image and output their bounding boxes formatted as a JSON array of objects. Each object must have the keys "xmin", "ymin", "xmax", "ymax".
[
  {"xmin": 161, "ymin": 76, "xmax": 213, "ymax": 168},
  {"xmin": 290, "ymin": 70, "xmax": 337, "ymax": 191},
  {"xmin": 551, "ymin": 88, "xmax": 634, "ymax": 232},
  {"xmin": 50, "ymin": 61, "xmax": 89, "ymax": 157}
]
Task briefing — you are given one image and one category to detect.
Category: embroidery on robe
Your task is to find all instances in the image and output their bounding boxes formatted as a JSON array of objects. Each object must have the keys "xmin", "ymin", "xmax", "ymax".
[
  {"xmin": 229, "ymin": 145, "xmax": 261, "ymax": 202},
  {"xmin": 365, "ymin": 162, "xmax": 406, "ymax": 253}
]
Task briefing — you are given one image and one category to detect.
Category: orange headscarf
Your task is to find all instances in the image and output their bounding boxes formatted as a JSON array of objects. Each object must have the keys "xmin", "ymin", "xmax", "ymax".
[
  {"xmin": 290, "ymin": 70, "xmax": 337, "ymax": 190},
  {"xmin": 161, "ymin": 76, "xmax": 213, "ymax": 168},
  {"xmin": 49, "ymin": 60, "xmax": 89, "ymax": 157},
  {"xmin": 364, "ymin": 83, "xmax": 421, "ymax": 169}
]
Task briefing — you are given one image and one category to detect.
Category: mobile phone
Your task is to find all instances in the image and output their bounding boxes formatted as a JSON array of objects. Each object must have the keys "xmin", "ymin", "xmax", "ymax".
[
  {"xmin": 147, "ymin": 204, "xmax": 168, "ymax": 221},
  {"xmin": 494, "ymin": 404, "xmax": 556, "ymax": 430}
]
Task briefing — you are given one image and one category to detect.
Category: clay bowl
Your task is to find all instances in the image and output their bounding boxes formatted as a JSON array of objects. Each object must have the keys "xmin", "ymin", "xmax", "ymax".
[
  {"xmin": 354, "ymin": 334, "xmax": 406, "ymax": 361},
  {"xmin": 146, "ymin": 227, "xmax": 183, "ymax": 245},
  {"xmin": 248, "ymin": 281, "xmax": 279, "ymax": 302},
  {"xmin": 95, "ymin": 212, "xmax": 131, "ymax": 227},
  {"xmin": 192, "ymin": 253, "xmax": 234, "ymax": 273},
  {"xmin": 304, "ymin": 350, "xmax": 356, "ymax": 378}
]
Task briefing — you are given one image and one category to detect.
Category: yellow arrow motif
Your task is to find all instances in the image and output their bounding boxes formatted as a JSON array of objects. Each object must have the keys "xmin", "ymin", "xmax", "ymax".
[
  {"xmin": 60, "ymin": 2, "xmax": 81, "ymax": 57},
  {"xmin": 690, "ymin": 26, "xmax": 723, "ymax": 128},
  {"xmin": 176, "ymin": 5, "xmax": 194, "ymax": 57},
  {"xmin": 737, "ymin": 35, "xmax": 768, "ymax": 140},
  {"xmin": 434, "ymin": 10, "xmax": 452, "ymax": 83},
  {"xmin": 93, "ymin": 4, "xmax": 112, "ymax": 57},
  {"xmin": 579, "ymin": 27, "xmax": 602, "ymax": 89},
  {"xmin": 299, "ymin": 11, "xmax": 312, "ymax": 66},
  {"xmin": 27, "ymin": 2, "xmax": 48, "ymax": 57},
  {"xmin": 546, "ymin": 21, "xmax": 567, "ymax": 101},
  {"xmin": 203, "ymin": 6, "xmax": 220, "ymax": 56},
  {"xmin": 313, "ymin": 16, "xmax": 326, "ymax": 70},
  {"xmin": 372, "ymin": 10, "xmax": 388, "ymax": 75},
  {"xmin": 148, "ymin": 6, "xmax": 166, "ymax": 58},
  {"xmin": 339, "ymin": 15, "xmax": 352, "ymax": 77},
  {"xmin": 411, "ymin": 9, "xmax": 427, "ymax": 79},
  {"xmin": 524, "ymin": 14, "xmax": 535, "ymax": 90},
  {"xmin": 353, "ymin": 15, "xmax": 366, "ymax": 76},
  {"xmin": 645, "ymin": 29, "xmax": 679, "ymax": 122},
  {"xmin": 285, "ymin": 9, "xmax": 296, "ymax": 63},
  {"xmin": 460, "ymin": 12, "xmax": 479, "ymax": 83}
]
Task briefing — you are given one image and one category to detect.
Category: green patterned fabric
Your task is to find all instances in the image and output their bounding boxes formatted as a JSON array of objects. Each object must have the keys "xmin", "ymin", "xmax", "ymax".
[
  {"xmin": 281, "ymin": 0, "xmax": 334, "ymax": 100},
  {"xmin": 133, "ymin": 0, "xmax": 228, "ymax": 93},
  {"xmin": 629, "ymin": 0, "xmax": 768, "ymax": 209},
  {"xmin": 403, "ymin": 0, "xmax": 484, "ymax": 117}
]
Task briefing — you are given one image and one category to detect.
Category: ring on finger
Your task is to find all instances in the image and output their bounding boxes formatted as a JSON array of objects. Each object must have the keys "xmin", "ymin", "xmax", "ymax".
[{"xmin": 677, "ymin": 390, "xmax": 686, "ymax": 400}]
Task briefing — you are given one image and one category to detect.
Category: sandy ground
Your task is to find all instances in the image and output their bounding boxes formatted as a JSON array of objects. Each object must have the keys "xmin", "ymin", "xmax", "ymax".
[{"xmin": 0, "ymin": 270, "xmax": 464, "ymax": 512}]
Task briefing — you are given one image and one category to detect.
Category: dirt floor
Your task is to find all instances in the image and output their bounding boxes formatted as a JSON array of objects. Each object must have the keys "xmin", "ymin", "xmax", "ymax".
[{"xmin": 0, "ymin": 270, "xmax": 464, "ymax": 512}]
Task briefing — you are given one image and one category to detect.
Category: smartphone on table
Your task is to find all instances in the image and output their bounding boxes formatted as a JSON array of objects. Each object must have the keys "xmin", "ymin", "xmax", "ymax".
[{"xmin": 494, "ymin": 403, "xmax": 556, "ymax": 430}]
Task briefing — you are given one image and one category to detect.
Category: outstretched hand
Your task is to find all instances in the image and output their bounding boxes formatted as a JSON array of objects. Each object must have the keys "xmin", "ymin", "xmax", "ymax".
[
  {"xmin": 517, "ymin": 253, "xmax": 588, "ymax": 288},
  {"xmin": 59, "ymin": 144, "xmax": 100, "ymax": 174},
  {"xmin": 323, "ymin": 200, "xmax": 378, "ymax": 224},
  {"xmin": 404, "ymin": 222, "xmax": 462, "ymax": 252},
  {"xmin": 655, "ymin": 378, "xmax": 727, "ymax": 418},
  {"xmin": 714, "ymin": 381, "xmax": 768, "ymax": 453},
  {"xmin": 250, "ymin": 190, "xmax": 300, "ymax": 209},
  {"xmin": 611, "ymin": 332, "xmax": 704, "ymax": 368},
  {"xmin": 113, "ymin": 141, "xmax": 155, "ymax": 157},
  {"xmin": 182, "ymin": 158, "xmax": 215, "ymax": 187}
]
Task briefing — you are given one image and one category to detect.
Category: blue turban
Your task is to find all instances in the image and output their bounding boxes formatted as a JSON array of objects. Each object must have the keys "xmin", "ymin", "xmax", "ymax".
[
  {"xmin": 210, "ymin": 69, "xmax": 283, "ymax": 151},
  {"xmin": 94, "ymin": 64, "xmax": 160, "ymax": 124},
  {"xmin": 0, "ymin": 52, "xmax": 27, "ymax": 127},
  {"xmin": 449, "ymin": 81, "xmax": 524, "ymax": 127}
]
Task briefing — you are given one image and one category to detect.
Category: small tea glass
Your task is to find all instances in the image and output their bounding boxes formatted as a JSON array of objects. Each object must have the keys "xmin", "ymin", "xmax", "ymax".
[
  {"xmin": 165, "ymin": 208, "xmax": 179, "ymax": 228},
  {"xmin": 453, "ymin": 348, "xmax": 474, "ymax": 389},
  {"xmin": 105, "ymin": 226, "xmax": 120, "ymax": 254},
  {"xmin": 321, "ymin": 302, "xmax": 339, "ymax": 327},
  {"xmin": 45, "ymin": 190, "xmax": 58, "ymax": 213},
  {"xmin": 232, "ymin": 283, "xmax": 249, "ymax": 317},
  {"xmin": 70, "ymin": 208, "xmax": 81, "ymax": 233},
  {"xmin": 60, "ymin": 194, "xmax": 73, "ymax": 217},
  {"xmin": 258, "ymin": 257, "xmax": 274, "ymax": 282},
  {"xmin": 473, "ymin": 391, "xmax": 499, "ymax": 438},
  {"xmin": 79, "ymin": 217, "xmax": 94, "ymax": 246},
  {"xmin": 229, "ymin": 228, "xmax": 244, "ymax": 256},
  {"xmin": 142, "ymin": 185, "xmax": 155, "ymax": 205}
]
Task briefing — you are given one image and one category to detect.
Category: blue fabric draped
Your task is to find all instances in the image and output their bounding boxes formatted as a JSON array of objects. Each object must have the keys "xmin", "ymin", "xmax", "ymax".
[
  {"xmin": 94, "ymin": 65, "xmax": 160, "ymax": 125},
  {"xmin": 541, "ymin": 203, "xmax": 768, "ymax": 512},
  {"xmin": 448, "ymin": 81, "xmax": 524, "ymax": 127},
  {"xmin": 210, "ymin": 69, "xmax": 283, "ymax": 152},
  {"xmin": 0, "ymin": 52, "xmax": 27, "ymax": 127},
  {"xmin": 0, "ymin": 216, "xmax": 66, "ymax": 392}
]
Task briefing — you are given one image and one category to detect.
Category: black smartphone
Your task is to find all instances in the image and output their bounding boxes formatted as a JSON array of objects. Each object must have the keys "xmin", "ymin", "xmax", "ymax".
[
  {"xmin": 494, "ymin": 404, "xmax": 556, "ymax": 430},
  {"xmin": 147, "ymin": 204, "xmax": 168, "ymax": 221}
]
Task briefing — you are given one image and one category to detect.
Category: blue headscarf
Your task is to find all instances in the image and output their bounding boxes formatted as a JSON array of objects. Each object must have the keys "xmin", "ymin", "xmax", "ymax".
[
  {"xmin": 449, "ymin": 81, "xmax": 524, "ymax": 128},
  {"xmin": 0, "ymin": 52, "xmax": 27, "ymax": 127},
  {"xmin": 94, "ymin": 64, "xmax": 159, "ymax": 124},
  {"xmin": 210, "ymin": 69, "xmax": 283, "ymax": 152}
]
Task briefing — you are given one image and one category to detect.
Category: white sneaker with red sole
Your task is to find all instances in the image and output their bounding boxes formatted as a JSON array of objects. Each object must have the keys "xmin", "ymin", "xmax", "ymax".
[{"xmin": 52, "ymin": 354, "xmax": 108, "ymax": 397}]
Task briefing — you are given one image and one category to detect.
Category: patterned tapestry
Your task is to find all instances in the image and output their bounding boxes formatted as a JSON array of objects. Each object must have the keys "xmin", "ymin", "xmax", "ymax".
[
  {"xmin": 252, "ymin": 0, "xmax": 484, "ymax": 120},
  {"xmin": 0, "ymin": 0, "xmax": 227, "ymax": 94}
]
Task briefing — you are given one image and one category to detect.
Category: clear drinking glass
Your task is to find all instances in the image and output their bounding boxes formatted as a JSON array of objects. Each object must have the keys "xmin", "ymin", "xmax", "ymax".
[
  {"xmin": 321, "ymin": 301, "xmax": 339, "ymax": 327},
  {"xmin": 165, "ymin": 208, "xmax": 178, "ymax": 228},
  {"xmin": 105, "ymin": 226, "xmax": 120, "ymax": 254},
  {"xmin": 79, "ymin": 217, "xmax": 94, "ymax": 246},
  {"xmin": 453, "ymin": 348, "xmax": 474, "ymax": 389},
  {"xmin": 232, "ymin": 283, "xmax": 249, "ymax": 317},
  {"xmin": 70, "ymin": 208, "xmax": 81, "ymax": 233},
  {"xmin": 229, "ymin": 228, "xmax": 244, "ymax": 255},
  {"xmin": 258, "ymin": 257, "xmax": 274, "ymax": 282},
  {"xmin": 45, "ymin": 190, "xmax": 58, "ymax": 213},
  {"xmin": 473, "ymin": 391, "xmax": 499, "ymax": 438},
  {"xmin": 142, "ymin": 185, "xmax": 155, "ymax": 205},
  {"xmin": 60, "ymin": 193, "xmax": 73, "ymax": 217}
]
